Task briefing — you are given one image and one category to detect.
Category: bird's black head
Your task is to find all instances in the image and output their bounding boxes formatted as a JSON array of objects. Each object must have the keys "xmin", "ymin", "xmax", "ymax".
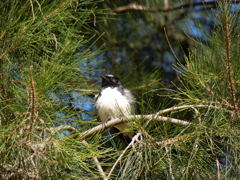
[{"xmin": 101, "ymin": 74, "xmax": 121, "ymax": 88}]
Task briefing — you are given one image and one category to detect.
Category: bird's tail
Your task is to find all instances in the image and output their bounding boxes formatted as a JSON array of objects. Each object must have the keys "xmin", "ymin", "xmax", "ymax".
[{"xmin": 115, "ymin": 122, "xmax": 134, "ymax": 138}]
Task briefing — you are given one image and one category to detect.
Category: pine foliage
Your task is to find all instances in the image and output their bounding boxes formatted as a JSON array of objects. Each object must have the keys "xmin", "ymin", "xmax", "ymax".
[
  {"xmin": 107, "ymin": 3, "xmax": 240, "ymax": 179},
  {"xmin": 0, "ymin": 0, "xmax": 106, "ymax": 179},
  {"xmin": 1, "ymin": 0, "xmax": 240, "ymax": 180}
]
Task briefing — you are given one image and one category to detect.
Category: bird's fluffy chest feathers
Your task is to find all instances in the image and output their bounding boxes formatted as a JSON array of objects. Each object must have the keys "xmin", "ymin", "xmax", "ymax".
[{"xmin": 96, "ymin": 87, "xmax": 132, "ymax": 122}]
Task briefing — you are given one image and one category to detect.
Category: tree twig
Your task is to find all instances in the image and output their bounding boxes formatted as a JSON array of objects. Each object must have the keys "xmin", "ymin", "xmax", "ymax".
[
  {"xmin": 27, "ymin": 65, "xmax": 38, "ymax": 140},
  {"xmin": 165, "ymin": 147, "xmax": 175, "ymax": 180},
  {"xmin": 133, "ymin": 114, "xmax": 191, "ymax": 126},
  {"xmin": 55, "ymin": 104, "xmax": 223, "ymax": 140},
  {"xmin": 50, "ymin": 125, "xmax": 76, "ymax": 135},
  {"xmin": 154, "ymin": 133, "xmax": 195, "ymax": 146},
  {"xmin": 156, "ymin": 104, "xmax": 217, "ymax": 115},
  {"xmin": 216, "ymin": 159, "xmax": 221, "ymax": 180},
  {"xmin": 113, "ymin": 1, "xmax": 240, "ymax": 13},
  {"xmin": 79, "ymin": 115, "xmax": 190, "ymax": 139},
  {"xmin": 222, "ymin": 3, "xmax": 239, "ymax": 119},
  {"xmin": 107, "ymin": 133, "xmax": 142, "ymax": 179},
  {"xmin": 92, "ymin": 156, "xmax": 108, "ymax": 180},
  {"xmin": 164, "ymin": 0, "xmax": 169, "ymax": 10},
  {"xmin": 79, "ymin": 118, "xmax": 124, "ymax": 139},
  {"xmin": 82, "ymin": 140, "xmax": 108, "ymax": 180},
  {"xmin": 49, "ymin": 126, "xmax": 108, "ymax": 180},
  {"xmin": 72, "ymin": 80, "xmax": 159, "ymax": 94}
]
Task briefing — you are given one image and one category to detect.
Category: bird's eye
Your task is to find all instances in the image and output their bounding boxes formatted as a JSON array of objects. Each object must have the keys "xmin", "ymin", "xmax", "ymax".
[{"xmin": 113, "ymin": 77, "xmax": 119, "ymax": 83}]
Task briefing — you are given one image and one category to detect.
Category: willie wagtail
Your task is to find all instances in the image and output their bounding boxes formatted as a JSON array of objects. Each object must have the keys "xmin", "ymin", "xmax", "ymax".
[{"xmin": 95, "ymin": 74, "xmax": 135, "ymax": 137}]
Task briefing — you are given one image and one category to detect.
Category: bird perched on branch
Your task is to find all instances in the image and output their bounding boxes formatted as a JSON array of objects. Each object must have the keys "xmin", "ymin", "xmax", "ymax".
[{"xmin": 95, "ymin": 74, "xmax": 135, "ymax": 138}]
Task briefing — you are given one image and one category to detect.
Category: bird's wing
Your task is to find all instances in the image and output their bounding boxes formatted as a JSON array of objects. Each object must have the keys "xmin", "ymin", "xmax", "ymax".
[{"xmin": 123, "ymin": 88, "xmax": 135, "ymax": 113}]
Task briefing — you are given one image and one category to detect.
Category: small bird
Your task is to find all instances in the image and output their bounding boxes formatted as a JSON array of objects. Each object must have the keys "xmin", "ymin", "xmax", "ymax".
[{"xmin": 95, "ymin": 74, "xmax": 135, "ymax": 137}]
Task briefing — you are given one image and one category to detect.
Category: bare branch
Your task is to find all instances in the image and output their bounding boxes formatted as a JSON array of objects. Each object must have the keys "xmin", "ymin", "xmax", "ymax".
[
  {"xmin": 0, "ymin": 63, "xmax": 7, "ymax": 97},
  {"xmin": 31, "ymin": 125, "xmax": 108, "ymax": 180},
  {"xmin": 30, "ymin": 0, "xmax": 36, "ymax": 21},
  {"xmin": 132, "ymin": 80, "xmax": 159, "ymax": 90},
  {"xmin": 113, "ymin": 1, "xmax": 240, "ymax": 13},
  {"xmin": 154, "ymin": 133, "xmax": 195, "ymax": 146},
  {"xmin": 73, "ymin": 88, "xmax": 98, "ymax": 93},
  {"xmin": 92, "ymin": 156, "xmax": 108, "ymax": 180},
  {"xmin": 51, "ymin": 104, "xmax": 226, "ymax": 142},
  {"xmin": 156, "ymin": 104, "xmax": 217, "ymax": 115},
  {"xmin": 165, "ymin": 147, "xmax": 175, "ymax": 180},
  {"xmin": 164, "ymin": 0, "xmax": 169, "ymax": 9},
  {"xmin": 28, "ymin": 66, "xmax": 37, "ymax": 124},
  {"xmin": 107, "ymin": 133, "xmax": 142, "ymax": 179},
  {"xmin": 216, "ymin": 159, "xmax": 221, "ymax": 180},
  {"xmin": 113, "ymin": 3, "xmax": 150, "ymax": 13},
  {"xmin": 79, "ymin": 118, "xmax": 124, "ymax": 139},
  {"xmin": 79, "ymin": 115, "xmax": 190, "ymax": 139},
  {"xmin": 27, "ymin": 65, "xmax": 39, "ymax": 139},
  {"xmin": 222, "ymin": 3, "xmax": 239, "ymax": 119},
  {"xmin": 50, "ymin": 125, "xmax": 76, "ymax": 135},
  {"xmin": 0, "ymin": 42, "xmax": 20, "ymax": 60},
  {"xmin": 38, "ymin": 104, "xmax": 222, "ymax": 141},
  {"xmin": 2, "ymin": 164, "xmax": 39, "ymax": 179},
  {"xmin": 132, "ymin": 114, "xmax": 191, "ymax": 126},
  {"xmin": 82, "ymin": 140, "xmax": 108, "ymax": 180},
  {"xmin": 71, "ymin": 80, "xmax": 159, "ymax": 94}
]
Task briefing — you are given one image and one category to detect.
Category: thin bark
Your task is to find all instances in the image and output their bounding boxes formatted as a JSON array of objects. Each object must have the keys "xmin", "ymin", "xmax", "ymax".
[
  {"xmin": 78, "ymin": 104, "xmax": 226, "ymax": 139},
  {"xmin": 79, "ymin": 116, "xmax": 190, "ymax": 139},
  {"xmin": 107, "ymin": 133, "xmax": 142, "ymax": 179},
  {"xmin": 156, "ymin": 104, "xmax": 215, "ymax": 115},
  {"xmin": 79, "ymin": 118, "xmax": 124, "ymax": 139},
  {"xmin": 133, "ymin": 114, "xmax": 191, "ymax": 126},
  {"xmin": 113, "ymin": 1, "xmax": 240, "ymax": 13},
  {"xmin": 154, "ymin": 133, "xmax": 195, "ymax": 146},
  {"xmin": 82, "ymin": 140, "xmax": 108, "ymax": 180},
  {"xmin": 222, "ymin": 4, "xmax": 239, "ymax": 119}
]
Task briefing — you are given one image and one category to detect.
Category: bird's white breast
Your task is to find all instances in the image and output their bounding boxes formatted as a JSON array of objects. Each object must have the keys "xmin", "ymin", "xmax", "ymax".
[{"xmin": 95, "ymin": 87, "xmax": 132, "ymax": 122}]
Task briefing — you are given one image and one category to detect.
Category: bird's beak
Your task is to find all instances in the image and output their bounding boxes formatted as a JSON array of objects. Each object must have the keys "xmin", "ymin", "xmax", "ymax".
[
  {"xmin": 101, "ymin": 75, "xmax": 108, "ymax": 80},
  {"xmin": 101, "ymin": 75, "xmax": 112, "ymax": 85}
]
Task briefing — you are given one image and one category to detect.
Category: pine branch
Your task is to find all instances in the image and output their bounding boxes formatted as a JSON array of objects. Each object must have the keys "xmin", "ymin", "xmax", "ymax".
[
  {"xmin": 135, "ymin": 114, "xmax": 191, "ymax": 126},
  {"xmin": 0, "ymin": 30, "xmax": 6, "ymax": 41},
  {"xmin": 27, "ymin": 66, "xmax": 38, "ymax": 140},
  {"xmin": 0, "ymin": 63, "xmax": 6, "ymax": 97},
  {"xmin": 79, "ymin": 104, "xmax": 226, "ymax": 139},
  {"xmin": 164, "ymin": 0, "xmax": 169, "ymax": 10},
  {"xmin": 165, "ymin": 147, "xmax": 175, "ymax": 180},
  {"xmin": 79, "ymin": 118, "xmax": 125, "ymax": 139},
  {"xmin": 107, "ymin": 133, "xmax": 142, "ymax": 179},
  {"xmin": 216, "ymin": 159, "xmax": 221, "ymax": 180},
  {"xmin": 0, "ymin": 25, "xmax": 27, "ymax": 60},
  {"xmin": 0, "ymin": 40, "xmax": 21, "ymax": 60},
  {"xmin": 155, "ymin": 104, "xmax": 216, "ymax": 115},
  {"xmin": 79, "ymin": 116, "xmax": 190, "ymax": 139},
  {"xmin": 132, "ymin": 80, "xmax": 159, "ymax": 90},
  {"xmin": 92, "ymin": 156, "xmax": 108, "ymax": 180},
  {"xmin": 82, "ymin": 140, "xmax": 108, "ymax": 180},
  {"xmin": 50, "ymin": 125, "xmax": 76, "ymax": 135},
  {"xmin": 71, "ymin": 80, "xmax": 159, "ymax": 94},
  {"xmin": 73, "ymin": 88, "xmax": 98, "ymax": 94},
  {"xmin": 45, "ymin": 0, "xmax": 75, "ymax": 20},
  {"xmin": 42, "ymin": 126, "xmax": 108, "ymax": 179},
  {"xmin": 154, "ymin": 133, "xmax": 195, "ymax": 146},
  {"xmin": 29, "ymin": 66, "xmax": 37, "ymax": 124},
  {"xmin": 113, "ymin": 0, "xmax": 240, "ymax": 13},
  {"xmin": 222, "ymin": 3, "xmax": 239, "ymax": 119},
  {"xmin": 38, "ymin": 111, "xmax": 192, "ymax": 142},
  {"xmin": 2, "ymin": 164, "xmax": 39, "ymax": 179},
  {"xmin": 29, "ymin": 0, "xmax": 36, "ymax": 21},
  {"xmin": 194, "ymin": 99, "xmax": 234, "ymax": 110}
]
